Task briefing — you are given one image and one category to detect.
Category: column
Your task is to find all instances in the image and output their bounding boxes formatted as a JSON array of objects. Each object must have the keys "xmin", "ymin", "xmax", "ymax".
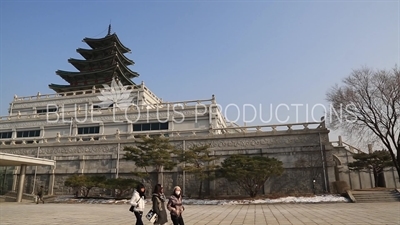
[
  {"xmin": 79, "ymin": 155, "xmax": 85, "ymax": 174},
  {"xmin": 48, "ymin": 156, "xmax": 56, "ymax": 195},
  {"xmin": 158, "ymin": 166, "xmax": 164, "ymax": 187},
  {"xmin": 99, "ymin": 122, "xmax": 105, "ymax": 135},
  {"xmin": 368, "ymin": 144, "xmax": 373, "ymax": 154},
  {"xmin": 12, "ymin": 168, "xmax": 18, "ymax": 191},
  {"xmin": 72, "ymin": 123, "xmax": 77, "ymax": 136},
  {"xmin": 209, "ymin": 150, "xmax": 216, "ymax": 197},
  {"xmin": 127, "ymin": 121, "xmax": 133, "ymax": 133},
  {"xmin": 182, "ymin": 140, "xmax": 186, "ymax": 194},
  {"xmin": 16, "ymin": 164, "xmax": 27, "ymax": 202},
  {"xmin": 11, "ymin": 128, "xmax": 16, "ymax": 139}
]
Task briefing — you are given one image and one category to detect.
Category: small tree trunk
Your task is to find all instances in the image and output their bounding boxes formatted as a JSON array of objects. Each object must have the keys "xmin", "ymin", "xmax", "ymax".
[
  {"xmin": 84, "ymin": 188, "xmax": 90, "ymax": 197},
  {"xmin": 250, "ymin": 189, "xmax": 257, "ymax": 198},
  {"xmin": 156, "ymin": 166, "xmax": 164, "ymax": 187},
  {"xmin": 198, "ymin": 180, "xmax": 203, "ymax": 199},
  {"xmin": 373, "ymin": 168, "xmax": 379, "ymax": 188}
]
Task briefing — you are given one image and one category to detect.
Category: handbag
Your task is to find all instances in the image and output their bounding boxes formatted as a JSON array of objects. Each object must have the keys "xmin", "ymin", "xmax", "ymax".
[
  {"xmin": 129, "ymin": 196, "xmax": 142, "ymax": 212},
  {"xmin": 145, "ymin": 209, "xmax": 157, "ymax": 223}
]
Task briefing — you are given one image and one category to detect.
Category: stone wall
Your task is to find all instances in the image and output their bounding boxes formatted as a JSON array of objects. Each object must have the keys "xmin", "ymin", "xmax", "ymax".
[
  {"xmin": 1, "ymin": 126, "xmax": 335, "ymax": 197},
  {"xmin": 331, "ymin": 146, "xmax": 400, "ymax": 190}
]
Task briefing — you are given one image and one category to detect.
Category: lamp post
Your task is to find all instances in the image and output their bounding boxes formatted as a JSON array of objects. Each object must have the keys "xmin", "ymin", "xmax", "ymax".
[{"xmin": 312, "ymin": 178, "xmax": 316, "ymax": 194}]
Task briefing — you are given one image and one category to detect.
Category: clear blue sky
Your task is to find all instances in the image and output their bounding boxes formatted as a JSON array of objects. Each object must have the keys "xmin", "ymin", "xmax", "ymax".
[{"xmin": 0, "ymin": 1, "xmax": 398, "ymax": 134}]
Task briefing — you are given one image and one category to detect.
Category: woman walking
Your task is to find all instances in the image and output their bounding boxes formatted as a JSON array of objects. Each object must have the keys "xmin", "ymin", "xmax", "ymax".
[
  {"xmin": 152, "ymin": 184, "xmax": 168, "ymax": 225},
  {"xmin": 130, "ymin": 183, "xmax": 146, "ymax": 225},
  {"xmin": 167, "ymin": 186, "xmax": 185, "ymax": 225}
]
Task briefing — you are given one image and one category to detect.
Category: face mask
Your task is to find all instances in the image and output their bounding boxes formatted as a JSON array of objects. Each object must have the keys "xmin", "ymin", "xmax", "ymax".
[{"xmin": 175, "ymin": 191, "xmax": 180, "ymax": 195}]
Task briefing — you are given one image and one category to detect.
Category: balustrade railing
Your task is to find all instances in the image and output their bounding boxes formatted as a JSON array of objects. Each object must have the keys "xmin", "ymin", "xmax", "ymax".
[
  {"xmin": 9, "ymin": 84, "xmax": 164, "ymax": 102},
  {"xmin": 331, "ymin": 136, "xmax": 363, "ymax": 153},
  {"xmin": 142, "ymin": 86, "xmax": 162, "ymax": 102},
  {"xmin": 215, "ymin": 121, "xmax": 323, "ymax": 133},
  {"xmin": 0, "ymin": 98, "xmax": 216, "ymax": 121},
  {"xmin": 12, "ymin": 89, "xmax": 102, "ymax": 101},
  {"xmin": 0, "ymin": 121, "xmax": 326, "ymax": 146}
]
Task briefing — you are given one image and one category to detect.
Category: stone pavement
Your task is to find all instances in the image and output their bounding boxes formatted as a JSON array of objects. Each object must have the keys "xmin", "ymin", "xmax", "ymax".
[{"xmin": 0, "ymin": 202, "xmax": 399, "ymax": 225}]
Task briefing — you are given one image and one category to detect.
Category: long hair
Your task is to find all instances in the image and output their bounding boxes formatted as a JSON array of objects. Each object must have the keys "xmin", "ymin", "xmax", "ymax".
[
  {"xmin": 153, "ymin": 184, "xmax": 162, "ymax": 194},
  {"xmin": 136, "ymin": 183, "xmax": 145, "ymax": 198}
]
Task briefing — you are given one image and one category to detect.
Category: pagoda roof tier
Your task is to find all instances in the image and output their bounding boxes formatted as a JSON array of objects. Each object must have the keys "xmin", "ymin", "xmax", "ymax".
[
  {"xmin": 56, "ymin": 64, "xmax": 137, "ymax": 85},
  {"xmin": 48, "ymin": 83, "xmax": 107, "ymax": 93},
  {"xmin": 68, "ymin": 54, "xmax": 134, "ymax": 72},
  {"xmin": 76, "ymin": 44, "xmax": 134, "ymax": 63},
  {"xmin": 83, "ymin": 33, "xmax": 130, "ymax": 53},
  {"xmin": 58, "ymin": 62, "xmax": 139, "ymax": 81}
]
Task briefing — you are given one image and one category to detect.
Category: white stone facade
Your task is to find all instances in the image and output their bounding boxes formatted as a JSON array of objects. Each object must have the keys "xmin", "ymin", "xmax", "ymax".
[{"xmin": 0, "ymin": 82, "xmax": 239, "ymax": 146}]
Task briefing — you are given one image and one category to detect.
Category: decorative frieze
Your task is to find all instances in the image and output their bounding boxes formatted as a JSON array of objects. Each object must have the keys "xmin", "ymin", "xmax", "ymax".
[
  {"xmin": 0, "ymin": 148, "xmax": 39, "ymax": 155},
  {"xmin": 46, "ymin": 145, "xmax": 116, "ymax": 154},
  {"xmin": 184, "ymin": 134, "xmax": 320, "ymax": 150},
  {"xmin": 0, "ymin": 145, "xmax": 117, "ymax": 155},
  {"xmin": 1, "ymin": 133, "xmax": 323, "ymax": 153}
]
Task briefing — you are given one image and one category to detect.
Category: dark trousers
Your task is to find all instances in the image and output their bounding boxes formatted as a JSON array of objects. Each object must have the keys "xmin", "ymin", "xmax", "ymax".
[
  {"xmin": 134, "ymin": 211, "xmax": 144, "ymax": 225},
  {"xmin": 37, "ymin": 195, "xmax": 44, "ymax": 204},
  {"xmin": 171, "ymin": 214, "xmax": 184, "ymax": 225}
]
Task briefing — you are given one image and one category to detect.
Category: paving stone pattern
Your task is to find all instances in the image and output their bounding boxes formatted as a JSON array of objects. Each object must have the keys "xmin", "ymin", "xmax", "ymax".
[{"xmin": 0, "ymin": 202, "xmax": 399, "ymax": 225}]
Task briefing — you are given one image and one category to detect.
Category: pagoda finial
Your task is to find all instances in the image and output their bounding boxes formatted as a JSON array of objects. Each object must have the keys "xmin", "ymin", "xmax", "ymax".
[{"xmin": 107, "ymin": 23, "xmax": 112, "ymax": 36}]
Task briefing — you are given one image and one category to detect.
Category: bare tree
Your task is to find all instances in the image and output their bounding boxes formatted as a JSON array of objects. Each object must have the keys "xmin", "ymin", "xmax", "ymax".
[{"xmin": 326, "ymin": 66, "xmax": 400, "ymax": 180}]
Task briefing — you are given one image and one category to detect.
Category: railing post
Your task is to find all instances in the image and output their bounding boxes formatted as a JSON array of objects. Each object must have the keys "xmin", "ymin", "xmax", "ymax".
[
  {"xmin": 368, "ymin": 144, "xmax": 373, "ymax": 154},
  {"xmin": 338, "ymin": 136, "xmax": 343, "ymax": 146}
]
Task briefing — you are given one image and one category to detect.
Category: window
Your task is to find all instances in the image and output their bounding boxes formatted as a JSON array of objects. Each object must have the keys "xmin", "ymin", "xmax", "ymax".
[
  {"xmin": 0, "ymin": 131, "xmax": 12, "ymax": 139},
  {"xmin": 37, "ymin": 108, "xmax": 57, "ymax": 114},
  {"xmin": 142, "ymin": 123, "xmax": 151, "ymax": 131},
  {"xmin": 16, "ymin": 130, "xmax": 40, "ymax": 138},
  {"xmin": 78, "ymin": 126, "xmax": 100, "ymax": 135},
  {"xmin": 133, "ymin": 124, "xmax": 142, "ymax": 132},
  {"xmin": 132, "ymin": 122, "xmax": 169, "ymax": 131},
  {"xmin": 150, "ymin": 123, "xmax": 159, "ymax": 130},
  {"xmin": 160, "ymin": 122, "xmax": 168, "ymax": 130}
]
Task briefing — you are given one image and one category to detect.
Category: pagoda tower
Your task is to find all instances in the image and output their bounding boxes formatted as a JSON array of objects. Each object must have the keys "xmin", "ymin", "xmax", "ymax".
[{"xmin": 49, "ymin": 25, "xmax": 139, "ymax": 93}]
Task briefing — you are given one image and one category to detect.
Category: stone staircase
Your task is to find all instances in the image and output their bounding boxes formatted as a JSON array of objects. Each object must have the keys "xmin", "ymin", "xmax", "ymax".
[{"xmin": 349, "ymin": 189, "xmax": 400, "ymax": 203}]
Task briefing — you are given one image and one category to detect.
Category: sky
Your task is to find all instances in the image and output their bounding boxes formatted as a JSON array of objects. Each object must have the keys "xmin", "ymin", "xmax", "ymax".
[{"xmin": 0, "ymin": 0, "xmax": 398, "ymax": 147}]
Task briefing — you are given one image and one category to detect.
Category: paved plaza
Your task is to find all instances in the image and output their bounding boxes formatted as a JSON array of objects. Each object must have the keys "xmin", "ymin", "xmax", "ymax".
[{"xmin": 0, "ymin": 202, "xmax": 399, "ymax": 225}]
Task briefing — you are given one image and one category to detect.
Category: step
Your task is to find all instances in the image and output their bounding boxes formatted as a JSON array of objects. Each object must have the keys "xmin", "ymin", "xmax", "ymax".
[
  {"xmin": 356, "ymin": 200, "xmax": 399, "ymax": 202},
  {"xmin": 352, "ymin": 194, "xmax": 398, "ymax": 197},
  {"xmin": 350, "ymin": 189, "xmax": 400, "ymax": 203},
  {"xmin": 354, "ymin": 198, "xmax": 399, "ymax": 201}
]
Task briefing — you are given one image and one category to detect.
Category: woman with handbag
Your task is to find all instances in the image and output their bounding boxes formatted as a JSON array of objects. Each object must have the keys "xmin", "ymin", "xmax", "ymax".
[
  {"xmin": 151, "ymin": 184, "xmax": 168, "ymax": 225},
  {"xmin": 130, "ymin": 183, "xmax": 146, "ymax": 225},
  {"xmin": 167, "ymin": 186, "xmax": 185, "ymax": 225}
]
